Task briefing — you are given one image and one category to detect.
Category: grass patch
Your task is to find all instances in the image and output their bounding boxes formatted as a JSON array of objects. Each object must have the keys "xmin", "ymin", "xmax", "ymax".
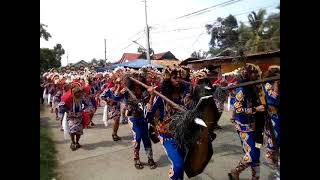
[{"xmin": 40, "ymin": 125, "xmax": 57, "ymax": 180}]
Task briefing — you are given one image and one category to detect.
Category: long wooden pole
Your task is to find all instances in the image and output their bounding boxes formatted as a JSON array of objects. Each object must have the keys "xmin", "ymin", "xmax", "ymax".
[
  {"xmin": 181, "ymin": 76, "xmax": 280, "ymax": 90},
  {"xmin": 221, "ymin": 75, "xmax": 280, "ymax": 90},
  {"xmin": 129, "ymin": 77, "xmax": 186, "ymax": 112}
]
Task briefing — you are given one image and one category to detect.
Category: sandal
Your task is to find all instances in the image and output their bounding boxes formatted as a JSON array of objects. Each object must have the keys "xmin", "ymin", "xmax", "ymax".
[
  {"xmin": 112, "ymin": 134, "xmax": 121, "ymax": 141},
  {"xmin": 148, "ymin": 159, "xmax": 157, "ymax": 169},
  {"xmin": 75, "ymin": 143, "xmax": 82, "ymax": 149},
  {"xmin": 134, "ymin": 159, "xmax": 144, "ymax": 169},
  {"xmin": 70, "ymin": 143, "xmax": 77, "ymax": 151}
]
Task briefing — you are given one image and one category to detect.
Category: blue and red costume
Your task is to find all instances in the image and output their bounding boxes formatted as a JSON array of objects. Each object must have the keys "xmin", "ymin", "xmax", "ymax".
[
  {"xmin": 263, "ymin": 81, "xmax": 280, "ymax": 164},
  {"xmin": 147, "ymin": 89, "xmax": 190, "ymax": 180},
  {"xmin": 231, "ymin": 86, "xmax": 261, "ymax": 178}
]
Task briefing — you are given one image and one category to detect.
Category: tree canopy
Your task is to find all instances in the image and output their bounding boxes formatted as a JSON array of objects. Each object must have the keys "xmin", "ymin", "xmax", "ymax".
[
  {"xmin": 40, "ymin": 23, "xmax": 65, "ymax": 74},
  {"xmin": 40, "ymin": 23, "xmax": 51, "ymax": 41},
  {"xmin": 205, "ymin": 6, "xmax": 280, "ymax": 57}
]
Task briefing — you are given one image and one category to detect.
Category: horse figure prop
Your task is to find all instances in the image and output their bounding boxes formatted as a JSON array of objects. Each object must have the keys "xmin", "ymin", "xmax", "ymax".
[{"xmin": 169, "ymin": 78, "xmax": 221, "ymax": 178}]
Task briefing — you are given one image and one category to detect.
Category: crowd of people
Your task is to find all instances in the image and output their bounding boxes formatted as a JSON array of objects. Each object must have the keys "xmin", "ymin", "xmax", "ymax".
[{"xmin": 40, "ymin": 63, "xmax": 280, "ymax": 180}]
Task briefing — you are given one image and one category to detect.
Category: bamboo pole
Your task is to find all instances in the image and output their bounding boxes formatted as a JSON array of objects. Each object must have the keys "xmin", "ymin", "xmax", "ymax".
[
  {"xmin": 221, "ymin": 75, "xmax": 280, "ymax": 90},
  {"xmin": 180, "ymin": 76, "xmax": 280, "ymax": 90}
]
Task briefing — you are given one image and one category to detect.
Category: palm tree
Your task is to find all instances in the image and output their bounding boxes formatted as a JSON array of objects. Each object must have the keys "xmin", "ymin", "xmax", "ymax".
[
  {"xmin": 247, "ymin": 9, "xmax": 267, "ymax": 52},
  {"xmin": 263, "ymin": 6, "xmax": 280, "ymax": 51},
  {"xmin": 40, "ymin": 23, "xmax": 51, "ymax": 41}
]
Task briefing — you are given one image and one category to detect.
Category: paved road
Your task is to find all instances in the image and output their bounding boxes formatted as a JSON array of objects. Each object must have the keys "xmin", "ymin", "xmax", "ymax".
[{"xmin": 40, "ymin": 104, "xmax": 277, "ymax": 180}]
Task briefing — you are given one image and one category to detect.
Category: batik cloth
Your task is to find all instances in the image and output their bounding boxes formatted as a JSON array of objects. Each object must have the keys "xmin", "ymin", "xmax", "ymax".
[{"xmin": 233, "ymin": 86, "xmax": 261, "ymax": 167}]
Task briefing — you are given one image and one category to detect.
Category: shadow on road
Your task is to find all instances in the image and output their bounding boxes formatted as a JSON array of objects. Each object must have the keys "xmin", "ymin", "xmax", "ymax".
[
  {"xmin": 218, "ymin": 124, "xmax": 237, "ymax": 133},
  {"xmin": 40, "ymin": 117, "xmax": 50, "ymax": 126},
  {"xmin": 81, "ymin": 139, "xmax": 130, "ymax": 150},
  {"xmin": 121, "ymin": 134, "xmax": 133, "ymax": 141},
  {"xmin": 156, "ymin": 154, "xmax": 170, "ymax": 167},
  {"xmin": 90, "ymin": 123, "xmax": 108, "ymax": 129},
  {"xmin": 54, "ymin": 139, "xmax": 70, "ymax": 144},
  {"xmin": 213, "ymin": 143, "xmax": 243, "ymax": 156}
]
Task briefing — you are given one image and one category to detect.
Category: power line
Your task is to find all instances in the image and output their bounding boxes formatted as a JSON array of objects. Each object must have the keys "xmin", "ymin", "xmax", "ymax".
[
  {"xmin": 150, "ymin": 0, "xmax": 246, "ymax": 31},
  {"xmin": 176, "ymin": 0, "xmax": 243, "ymax": 20},
  {"xmin": 151, "ymin": 5, "xmax": 279, "ymax": 35},
  {"xmin": 120, "ymin": 34, "xmax": 145, "ymax": 51},
  {"xmin": 192, "ymin": 30, "xmax": 206, "ymax": 47},
  {"xmin": 151, "ymin": 17, "xmax": 279, "ymax": 36}
]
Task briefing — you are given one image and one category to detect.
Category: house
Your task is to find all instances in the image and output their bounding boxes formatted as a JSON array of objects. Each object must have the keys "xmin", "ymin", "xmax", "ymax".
[
  {"xmin": 152, "ymin": 51, "xmax": 178, "ymax": 60},
  {"xmin": 118, "ymin": 53, "xmax": 146, "ymax": 63},
  {"xmin": 180, "ymin": 50, "xmax": 280, "ymax": 74},
  {"xmin": 151, "ymin": 60, "xmax": 180, "ymax": 67},
  {"xmin": 73, "ymin": 60, "xmax": 89, "ymax": 67},
  {"xmin": 117, "ymin": 51, "xmax": 178, "ymax": 64}
]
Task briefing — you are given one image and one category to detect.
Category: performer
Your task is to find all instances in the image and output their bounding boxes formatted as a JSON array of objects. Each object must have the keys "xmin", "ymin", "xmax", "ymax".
[
  {"xmin": 100, "ymin": 76, "xmax": 127, "ymax": 141},
  {"xmin": 60, "ymin": 82, "xmax": 88, "ymax": 151},
  {"xmin": 263, "ymin": 66, "xmax": 280, "ymax": 166},
  {"xmin": 82, "ymin": 81, "xmax": 96, "ymax": 129},
  {"xmin": 147, "ymin": 68, "xmax": 192, "ymax": 180},
  {"xmin": 53, "ymin": 84, "xmax": 63, "ymax": 121},
  {"xmin": 126, "ymin": 73, "xmax": 157, "ymax": 170},
  {"xmin": 228, "ymin": 64, "xmax": 265, "ymax": 180},
  {"xmin": 84, "ymin": 78, "xmax": 96, "ymax": 128}
]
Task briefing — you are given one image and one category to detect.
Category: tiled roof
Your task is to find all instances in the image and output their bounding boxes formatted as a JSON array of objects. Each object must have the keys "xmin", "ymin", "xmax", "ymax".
[{"xmin": 118, "ymin": 53, "xmax": 142, "ymax": 63}]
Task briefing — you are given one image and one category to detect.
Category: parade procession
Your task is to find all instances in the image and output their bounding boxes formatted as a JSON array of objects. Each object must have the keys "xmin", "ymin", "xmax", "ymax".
[
  {"xmin": 40, "ymin": 62, "xmax": 280, "ymax": 180},
  {"xmin": 40, "ymin": 0, "xmax": 281, "ymax": 179}
]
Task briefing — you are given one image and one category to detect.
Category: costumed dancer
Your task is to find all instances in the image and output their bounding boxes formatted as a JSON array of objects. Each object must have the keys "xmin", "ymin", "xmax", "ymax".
[
  {"xmin": 147, "ymin": 68, "xmax": 192, "ymax": 180},
  {"xmin": 263, "ymin": 66, "xmax": 280, "ymax": 167},
  {"xmin": 60, "ymin": 82, "xmax": 88, "ymax": 151},
  {"xmin": 228, "ymin": 64, "xmax": 265, "ymax": 180},
  {"xmin": 100, "ymin": 74, "xmax": 127, "ymax": 141},
  {"xmin": 84, "ymin": 77, "xmax": 96, "ymax": 128},
  {"xmin": 82, "ymin": 80, "xmax": 96, "ymax": 129},
  {"xmin": 125, "ymin": 73, "xmax": 157, "ymax": 170}
]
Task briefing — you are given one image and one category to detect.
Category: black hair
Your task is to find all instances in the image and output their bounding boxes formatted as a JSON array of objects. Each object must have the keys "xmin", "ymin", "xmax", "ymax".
[{"xmin": 161, "ymin": 79, "xmax": 183, "ymax": 100}]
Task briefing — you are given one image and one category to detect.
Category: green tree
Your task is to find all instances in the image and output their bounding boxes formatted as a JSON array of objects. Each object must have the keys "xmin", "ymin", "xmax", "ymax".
[
  {"xmin": 206, "ymin": 15, "xmax": 239, "ymax": 56},
  {"xmin": 263, "ymin": 6, "xmax": 280, "ymax": 51},
  {"xmin": 190, "ymin": 50, "xmax": 208, "ymax": 59},
  {"xmin": 40, "ymin": 23, "xmax": 51, "ymax": 41},
  {"xmin": 205, "ymin": 5, "xmax": 280, "ymax": 56},
  {"xmin": 98, "ymin": 59, "xmax": 105, "ymax": 67},
  {"xmin": 91, "ymin": 58, "xmax": 98, "ymax": 65},
  {"xmin": 246, "ymin": 9, "xmax": 268, "ymax": 52},
  {"xmin": 137, "ymin": 46, "xmax": 154, "ymax": 56},
  {"xmin": 53, "ymin": 43, "xmax": 65, "ymax": 62},
  {"xmin": 40, "ymin": 48, "xmax": 58, "ymax": 73}
]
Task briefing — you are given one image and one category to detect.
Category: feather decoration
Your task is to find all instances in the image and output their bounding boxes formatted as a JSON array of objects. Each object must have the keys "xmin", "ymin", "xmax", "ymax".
[
  {"xmin": 102, "ymin": 105, "xmax": 108, "ymax": 127},
  {"xmin": 62, "ymin": 112, "xmax": 69, "ymax": 139},
  {"xmin": 48, "ymin": 93, "xmax": 51, "ymax": 105}
]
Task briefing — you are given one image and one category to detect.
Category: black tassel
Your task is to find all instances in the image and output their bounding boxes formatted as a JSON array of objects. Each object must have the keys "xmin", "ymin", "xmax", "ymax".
[{"xmin": 169, "ymin": 109, "xmax": 202, "ymax": 150}]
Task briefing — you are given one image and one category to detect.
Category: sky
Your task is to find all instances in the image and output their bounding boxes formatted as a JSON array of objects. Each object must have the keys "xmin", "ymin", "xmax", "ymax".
[{"xmin": 40, "ymin": 0, "xmax": 279, "ymax": 66}]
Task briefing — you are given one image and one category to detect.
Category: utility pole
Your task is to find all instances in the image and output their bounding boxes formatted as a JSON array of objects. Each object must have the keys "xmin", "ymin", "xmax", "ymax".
[
  {"xmin": 144, "ymin": 0, "xmax": 151, "ymax": 64},
  {"xmin": 67, "ymin": 53, "xmax": 69, "ymax": 65},
  {"xmin": 104, "ymin": 38, "xmax": 107, "ymax": 66}
]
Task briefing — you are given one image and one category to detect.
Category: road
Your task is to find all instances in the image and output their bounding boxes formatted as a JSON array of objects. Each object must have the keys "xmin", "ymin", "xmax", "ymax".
[{"xmin": 40, "ymin": 104, "xmax": 278, "ymax": 180}]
